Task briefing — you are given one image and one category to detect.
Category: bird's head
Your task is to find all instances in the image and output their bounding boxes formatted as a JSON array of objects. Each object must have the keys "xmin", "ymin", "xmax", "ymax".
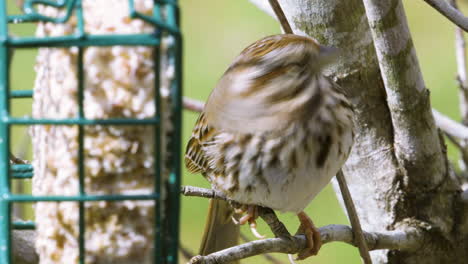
[{"xmin": 205, "ymin": 34, "xmax": 340, "ymax": 133}]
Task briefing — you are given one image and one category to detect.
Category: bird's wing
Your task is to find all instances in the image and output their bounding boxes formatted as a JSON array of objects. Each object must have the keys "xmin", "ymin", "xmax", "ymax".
[
  {"xmin": 185, "ymin": 114, "xmax": 240, "ymax": 258},
  {"xmin": 184, "ymin": 112, "xmax": 217, "ymax": 174}
]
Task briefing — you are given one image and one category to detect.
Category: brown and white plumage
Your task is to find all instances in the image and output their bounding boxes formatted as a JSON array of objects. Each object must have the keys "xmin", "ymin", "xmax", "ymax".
[{"xmin": 185, "ymin": 34, "xmax": 354, "ymax": 258}]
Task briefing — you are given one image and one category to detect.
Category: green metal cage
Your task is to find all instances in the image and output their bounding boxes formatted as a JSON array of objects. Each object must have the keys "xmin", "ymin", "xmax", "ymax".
[{"xmin": 0, "ymin": 0, "xmax": 182, "ymax": 263}]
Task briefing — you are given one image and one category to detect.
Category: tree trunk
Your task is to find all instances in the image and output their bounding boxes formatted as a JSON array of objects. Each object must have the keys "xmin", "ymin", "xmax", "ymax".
[{"xmin": 250, "ymin": 0, "xmax": 466, "ymax": 263}]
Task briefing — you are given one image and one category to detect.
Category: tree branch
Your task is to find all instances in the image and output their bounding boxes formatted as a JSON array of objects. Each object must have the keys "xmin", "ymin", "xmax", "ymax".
[
  {"xmin": 181, "ymin": 185, "xmax": 229, "ymax": 200},
  {"xmin": 336, "ymin": 170, "xmax": 372, "ymax": 264},
  {"xmin": 183, "ymin": 97, "xmax": 204, "ymax": 113},
  {"xmin": 423, "ymin": 0, "xmax": 468, "ymax": 32},
  {"xmin": 239, "ymin": 232, "xmax": 285, "ymax": 264},
  {"xmin": 363, "ymin": 0, "xmax": 446, "ymax": 186},
  {"xmin": 267, "ymin": 0, "xmax": 293, "ymax": 34},
  {"xmin": 188, "ymin": 225, "xmax": 423, "ymax": 264},
  {"xmin": 432, "ymin": 108, "xmax": 468, "ymax": 140},
  {"xmin": 182, "ymin": 186, "xmax": 424, "ymax": 263},
  {"xmin": 450, "ymin": 0, "xmax": 468, "ymax": 120}
]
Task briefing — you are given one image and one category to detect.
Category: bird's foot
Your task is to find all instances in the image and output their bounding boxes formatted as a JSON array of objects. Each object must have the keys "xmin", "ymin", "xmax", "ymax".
[
  {"xmin": 233, "ymin": 204, "xmax": 265, "ymax": 239},
  {"xmin": 295, "ymin": 211, "xmax": 322, "ymax": 260}
]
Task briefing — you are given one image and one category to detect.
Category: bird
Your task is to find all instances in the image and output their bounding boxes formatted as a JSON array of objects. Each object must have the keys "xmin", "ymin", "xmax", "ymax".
[{"xmin": 185, "ymin": 33, "xmax": 354, "ymax": 260}]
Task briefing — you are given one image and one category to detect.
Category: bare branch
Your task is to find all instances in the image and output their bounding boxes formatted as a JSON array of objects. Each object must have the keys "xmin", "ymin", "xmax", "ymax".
[
  {"xmin": 451, "ymin": 0, "xmax": 468, "ymax": 96},
  {"xmin": 182, "ymin": 186, "xmax": 424, "ymax": 263},
  {"xmin": 445, "ymin": 133, "xmax": 468, "ymax": 168},
  {"xmin": 180, "ymin": 186, "xmax": 229, "ymax": 201},
  {"xmin": 188, "ymin": 225, "xmax": 423, "ymax": 264},
  {"xmin": 423, "ymin": 0, "xmax": 468, "ymax": 32},
  {"xmin": 240, "ymin": 232, "xmax": 285, "ymax": 264},
  {"xmin": 267, "ymin": 0, "xmax": 293, "ymax": 34},
  {"xmin": 183, "ymin": 97, "xmax": 204, "ymax": 113},
  {"xmin": 448, "ymin": 0, "xmax": 468, "ymax": 175},
  {"xmin": 336, "ymin": 170, "xmax": 372, "ymax": 264},
  {"xmin": 432, "ymin": 108, "xmax": 468, "ymax": 140}
]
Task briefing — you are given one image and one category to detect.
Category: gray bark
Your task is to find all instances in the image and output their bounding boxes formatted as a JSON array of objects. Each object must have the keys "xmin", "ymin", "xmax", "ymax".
[
  {"xmin": 12, "ymin": 230, "xmax": 37, "ymax": 264},
  {"xmin": 250, "ymin": 0, "xmax": 466, "ymax": 263}
]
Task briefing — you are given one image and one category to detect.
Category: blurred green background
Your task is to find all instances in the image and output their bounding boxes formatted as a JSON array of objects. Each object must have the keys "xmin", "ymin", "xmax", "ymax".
[{"xmin": 5, "ymin": 0, "xmax": 467, "ymax": 263}]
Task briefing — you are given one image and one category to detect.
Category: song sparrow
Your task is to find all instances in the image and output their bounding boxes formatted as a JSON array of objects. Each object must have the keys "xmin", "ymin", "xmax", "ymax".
[{"xmin": 185, "ymin": 34, "xmax": 354, "ymax": 259}]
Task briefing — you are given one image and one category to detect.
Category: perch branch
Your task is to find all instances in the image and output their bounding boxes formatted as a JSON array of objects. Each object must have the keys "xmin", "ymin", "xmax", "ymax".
[
  {"xmin": 240, "ymin": 232, "xmax": 285, "ymax": 264},
  {"xmin": 182, "ymin": 186, "xmax": 424, "ymax": 263},
  {"xmin": 423, "ymin": 0, "xmax": 468, "ymax": 32},
  {"xmin": 188, "ymin": 225, "xmax": 423, "ymax": 264},
  {"xmin": 180, "ymin": 186, "xmax": 229, "ymax": 201}
]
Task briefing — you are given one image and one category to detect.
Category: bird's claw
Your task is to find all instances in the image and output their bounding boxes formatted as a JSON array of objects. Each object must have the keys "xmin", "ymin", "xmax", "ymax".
[{"xmin": 232, "ymin": 205, "xmax": 266, "ymax": 239}]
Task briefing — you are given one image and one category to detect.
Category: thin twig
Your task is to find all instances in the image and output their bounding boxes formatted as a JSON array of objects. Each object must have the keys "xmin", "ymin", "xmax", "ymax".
[
  {"xmin": 183, "ymin": 97, "xmax": 204, "ymax": 113},
  {"xmin": 240, "ymin": 232, "xmax": 285, "ymax": 264},
  {"xmin": 432, "ymin": 108, "xmax": 468, "ymax": 140},
  {"xmin": 268, "ymin": 0, "xmax": 293, "ymax": 34},
  {"xmin": 423, "ymin": 0, "xmax": 468, "ymax": 32},
  {"xmin": 336, "ymin": 170, "xmax": 372, "ymax": 264},
  {"xmin": 451, "ymin": 0, "xmax": 468, "ymax": 104},
  {"xmin": 449, "ymin": 0, "xmax": 468, "ymax": 176},
  {"xmin": 188, "ymin": 225, "xmax": 423, "ymax": 264},
  {"xmin": 445, "ymin": 132, "xmax": 468, "ymax": 165}
]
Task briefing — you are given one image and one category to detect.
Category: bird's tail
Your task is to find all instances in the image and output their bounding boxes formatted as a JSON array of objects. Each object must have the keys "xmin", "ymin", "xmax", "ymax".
[{"xmin": 199, "ymin": 199, "xmax": 239, "ymax": 260}]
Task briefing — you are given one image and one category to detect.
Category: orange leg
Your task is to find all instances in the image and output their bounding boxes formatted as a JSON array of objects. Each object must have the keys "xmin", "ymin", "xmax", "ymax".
[{"xmin": 296, "ymin": 211, "xmax": 322, "ymax": 260}]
